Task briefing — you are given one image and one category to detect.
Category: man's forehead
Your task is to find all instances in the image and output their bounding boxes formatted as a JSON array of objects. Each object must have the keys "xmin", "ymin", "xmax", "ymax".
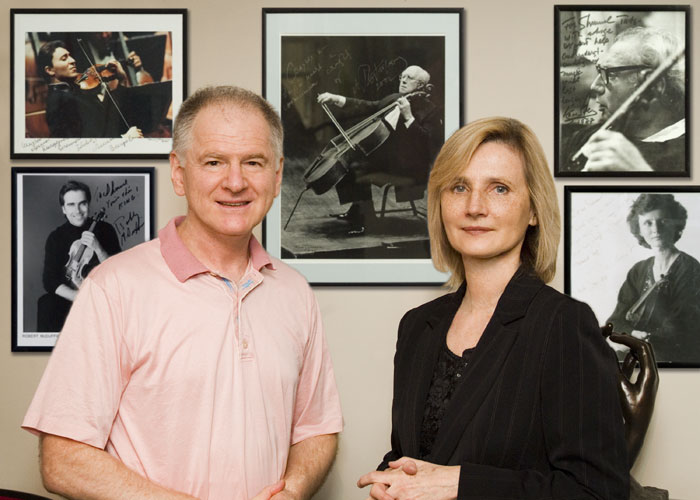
[
  {"xmin": 600, "ymin": 40, "xmax": 639, "ymax": 65},
  {"xmin": 64, "ymin": 190, "xmax": 87, "ymax": 202},
  {"xmin": 52, "ymin": 47, "xmax": 69, "ymax": 60}
]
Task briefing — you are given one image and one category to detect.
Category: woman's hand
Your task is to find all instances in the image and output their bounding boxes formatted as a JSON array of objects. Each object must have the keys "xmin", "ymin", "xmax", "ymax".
[{"xmin": 357, "ymin": 457, "xmax": 459, "ymax": 500}]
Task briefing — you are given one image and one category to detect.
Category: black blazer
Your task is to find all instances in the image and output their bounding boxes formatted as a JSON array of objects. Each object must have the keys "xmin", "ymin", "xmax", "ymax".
[{"xmin": 380, "ymin": 269, "xmax": 629, "ymax": 499}]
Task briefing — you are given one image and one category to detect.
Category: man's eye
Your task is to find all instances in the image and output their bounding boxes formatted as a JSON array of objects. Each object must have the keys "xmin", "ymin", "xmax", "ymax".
[{"xmin": 205, "ymin": 160, "xmax": 221, "ymax": 167}]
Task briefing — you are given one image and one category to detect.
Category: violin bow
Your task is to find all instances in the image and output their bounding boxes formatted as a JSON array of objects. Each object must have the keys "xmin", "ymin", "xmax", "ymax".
[
  {"xmin": 572, "ymin": 45, "xmax": 685, "ymax": 162},
  {"xmin": 75, "ymin": 38, "xmax": 132, "ymax": 131}
]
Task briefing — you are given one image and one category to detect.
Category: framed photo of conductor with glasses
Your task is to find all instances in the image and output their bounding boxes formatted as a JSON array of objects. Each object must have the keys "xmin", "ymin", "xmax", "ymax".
[
  {"xmin": 565, "ymin": 186, "xmax": 700, "ymax": 367},
  {"xmin": 554, "ymin": 5, "xmax": 689, "ymax": 177},
  {"xmin": 262, "ymin": 8, "xmax": 463, "ymax": 285},
  {"xmin": 10, "ymin": 8, "xmax": 187, "ymax": 159},
  {"xmin": 11, "ymin": 167, "xmax": 155, "ymax": 352}
]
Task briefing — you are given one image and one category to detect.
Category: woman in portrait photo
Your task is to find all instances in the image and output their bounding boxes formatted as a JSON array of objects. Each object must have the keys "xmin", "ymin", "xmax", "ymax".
[
  {"xmin": 357, "ymin": 117, "xmax": 628, "ymax": 499},
  {"xmin": 607, "ymin": 193, "xmax": 700, "ymax": 365}
]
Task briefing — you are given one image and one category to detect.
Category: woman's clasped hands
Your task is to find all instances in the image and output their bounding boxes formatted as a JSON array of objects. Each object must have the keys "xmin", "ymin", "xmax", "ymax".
[{"xmin": 357, "ymin": 457, "xmax": 459, "ymax": 500}]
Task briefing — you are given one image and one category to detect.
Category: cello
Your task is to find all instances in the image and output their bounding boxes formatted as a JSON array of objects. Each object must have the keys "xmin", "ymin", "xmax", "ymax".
[{"xmin": 285, "ymin": 91, "xmax": 429, "ymax": 229}]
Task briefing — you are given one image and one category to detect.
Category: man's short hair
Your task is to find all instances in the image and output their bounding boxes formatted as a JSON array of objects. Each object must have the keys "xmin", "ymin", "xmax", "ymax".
[
  {"xmin": 38, "ymin": 40, "xmax": 66, "ymax": 83},
  {"xmin": 427, "ymin": 117, "xmax": 560, "ymax": 288},
  {"xmin": 59, "ymin": 180, "xmax": 91, "ymax": 206},
  {"xmin": 627, "ymin": 193, "xmax": 687, "ymax": 248},
  {"xmin": 615, "ymin": 26, "xmax": 685, "ymax": 114},
  {"xmin": 172, "ymin": 85, "xmax": 284, "ymax": 162}
]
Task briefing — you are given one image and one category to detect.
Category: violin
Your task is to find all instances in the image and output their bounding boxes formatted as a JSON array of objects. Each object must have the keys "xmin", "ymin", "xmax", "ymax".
[
  {"xmin": 303, "ymin": 90, "xmax": 430, "ymax": 195},
  {"xmin": 625, "ymin": 274, "xmax": 670, "ymax": 330},
  {"xmin": 75, "ymin": 61, "xmax": 125, "ymax": 90},
  {"xmin": 64, "ymin": 209, "xmax": 105, "ymax": 289}
]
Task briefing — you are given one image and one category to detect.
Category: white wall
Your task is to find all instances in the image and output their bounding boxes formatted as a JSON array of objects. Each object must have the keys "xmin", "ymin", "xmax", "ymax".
[{"xmin": 1, "ymin": 1, "xmax": 698, "ymax": 499}]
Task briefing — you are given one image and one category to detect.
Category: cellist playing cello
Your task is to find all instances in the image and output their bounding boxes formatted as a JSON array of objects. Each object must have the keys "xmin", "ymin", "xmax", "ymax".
[
  {"xmin": 561, "ymin": 27, "xmax": 686, "ymax": 173},
  {"xmin": 37, "ymin": 181, "xmax": 121, "ymax": 332},
  {"xmin": 317, "ymin": 65, "xmax": 443, "ymax": 235}
]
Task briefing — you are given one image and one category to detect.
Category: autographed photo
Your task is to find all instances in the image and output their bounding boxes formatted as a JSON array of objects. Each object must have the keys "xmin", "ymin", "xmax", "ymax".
[
  {"xmin": 11, "ymin": 9, "xmax": 186, "ymax": 158},
  {"xmin": 555, "ymin": 7, "xmax": 688, "ymax": 177},
  {"xmin": 566, "ymin": 187, "xmax": 700, "ymax": 367},
  {"xmin": 264, "ymin": 9, "xmax": 462, "ymax": 284},
  {"xmin": 12, "ymin": 168, "xmax": 154, "ymax": 351}
]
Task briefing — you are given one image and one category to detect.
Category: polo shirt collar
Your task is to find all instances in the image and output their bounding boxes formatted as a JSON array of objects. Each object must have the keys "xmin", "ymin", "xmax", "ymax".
[{"xmin": 159, "ymin": 216, "xmax": 275, "ymax": 283}]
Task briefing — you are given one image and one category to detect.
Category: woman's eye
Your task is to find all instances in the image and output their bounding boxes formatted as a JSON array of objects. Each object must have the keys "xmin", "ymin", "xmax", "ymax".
[
  {"xmin": 452, "ymin": 184, "xmax": 466, "ymax": 193},
  {"xmin": 494, "ymin": 185, "xmax": 509, "ymax": 194}
]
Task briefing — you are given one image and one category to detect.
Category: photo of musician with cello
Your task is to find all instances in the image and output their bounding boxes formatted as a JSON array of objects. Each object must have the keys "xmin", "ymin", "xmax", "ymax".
[
  {"xmin": 555, "ymin": 6, "xmax": 689, "ymax": 177},
  {"xmin": 263, "ymin": 9, "xmax": 463, "ymax": 284},
  {"xmin": 12, "ymin": 168, "xmax": 154, "ymax": 351},
  {"xmin": 565, "ymin": 186, "xmax": 700, "ymax": 367},
  {"xmin": 11, "ymin": 9, "xmax": 186, "ymax": 158}
]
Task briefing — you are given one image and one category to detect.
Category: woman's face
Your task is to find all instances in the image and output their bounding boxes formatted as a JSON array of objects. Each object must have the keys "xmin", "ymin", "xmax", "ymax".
[
  {"xmin": 638, "ymin": 208, "xmax": 677, "ymax": 250},
  {"xmin": 440, "ymin": 141, "xmax": 537, "ymax": 265}
]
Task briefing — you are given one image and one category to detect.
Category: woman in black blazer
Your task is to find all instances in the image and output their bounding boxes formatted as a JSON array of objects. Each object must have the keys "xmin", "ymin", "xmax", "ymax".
[{"xmin": 358, "ymin": 117, "xmax": 628, "ymax": 500}]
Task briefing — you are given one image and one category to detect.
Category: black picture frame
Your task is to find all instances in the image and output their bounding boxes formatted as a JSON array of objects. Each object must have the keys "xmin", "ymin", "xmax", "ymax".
[
  {"xmin": 262, "ymin": 8, "xmax": 464, "ymax": 284},
  {"xmin": 11, "ymin": 167, "xmax": 156, "ymax": 351},
  {"xmin": 565, "ymin": 186, "xmax": 700, "ymax": 367},
  {"xmin": 10, "ymin": 8, "xmax": 188, "ymax": 159},
  {"xmin": 554, "ymin": 5, "xmax": 689, "ymax": 177}
]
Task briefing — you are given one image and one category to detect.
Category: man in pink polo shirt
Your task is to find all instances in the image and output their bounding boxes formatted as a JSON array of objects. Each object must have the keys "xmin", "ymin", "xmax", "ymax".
[{"xmin": 23, "ymin": 86, "xmax": 343, "ymax": 500}]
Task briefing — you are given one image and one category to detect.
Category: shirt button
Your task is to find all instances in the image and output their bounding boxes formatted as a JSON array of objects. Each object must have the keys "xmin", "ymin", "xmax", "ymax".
[{"xmin": 242, "ymin": 340, "xmax": 249, "ymax": 349}]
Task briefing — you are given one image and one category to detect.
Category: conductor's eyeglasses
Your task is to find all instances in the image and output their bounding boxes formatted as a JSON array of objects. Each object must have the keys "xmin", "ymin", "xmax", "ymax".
[{"xmin": 595, "ymin": 64, "xmax": 650, "ymax": 85}]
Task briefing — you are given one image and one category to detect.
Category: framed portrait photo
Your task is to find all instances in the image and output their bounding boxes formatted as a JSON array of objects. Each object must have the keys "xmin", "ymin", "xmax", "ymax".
[
  {"xmin": 554, "ymin": 5, "xmax": 689, "ymax": 177},
  {"xmin": 10, "ymin": 8, "xmax": 187, "ymax": 159},
  {"xmin": 11, "ymin": 167, "xmax": 155, "ymax": 351},
  {"xmin": 565, "ymin": 186, "xmax": 700, "ymax": 367},
  {"xmin": 262, "ymin": 8, "xmax": 463, "ymax": 285}
]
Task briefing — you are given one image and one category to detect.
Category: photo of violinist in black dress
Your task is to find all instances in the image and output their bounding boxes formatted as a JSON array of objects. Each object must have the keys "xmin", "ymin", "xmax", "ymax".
[
  {"xmin": 556, "ymin": 8, "xmax": 687, "ymax": 175},
  {"xmin": 13, "ymin": 170, "xmax": 152, "ymax": 350},
  {"xmin": 607, "ymin": 194, "xmax": 700, "ymax": 365},
  {"xmin": 279, "ymin": 35, "xmax": 446, "ymax": 259}
]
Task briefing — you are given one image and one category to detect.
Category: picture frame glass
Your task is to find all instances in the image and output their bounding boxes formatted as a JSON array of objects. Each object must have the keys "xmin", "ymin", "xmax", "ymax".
[{"xmin": 263, "ymin": 9, "xmax": 463, "ymax": 284}]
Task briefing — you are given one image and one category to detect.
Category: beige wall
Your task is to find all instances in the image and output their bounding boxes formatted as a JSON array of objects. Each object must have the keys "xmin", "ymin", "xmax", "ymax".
[{"xmin": 1, "ymin": 0, "xmax": 699, "ymax": 498}]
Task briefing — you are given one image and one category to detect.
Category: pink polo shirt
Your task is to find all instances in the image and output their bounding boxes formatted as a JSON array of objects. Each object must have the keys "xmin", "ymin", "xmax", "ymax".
[{"xmin": 23, "ymin": 217, "xmax": 343, "ymax": 500}]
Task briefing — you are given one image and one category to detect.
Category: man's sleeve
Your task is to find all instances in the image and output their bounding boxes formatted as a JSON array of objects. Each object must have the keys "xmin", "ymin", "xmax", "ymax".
[
  {"xmin": 289, "ymin": 287, "xmax": 343, "ymax": 445},
  {"xmin": 22, "ymin": 274, "xmax": 132, "ymax": 449}
]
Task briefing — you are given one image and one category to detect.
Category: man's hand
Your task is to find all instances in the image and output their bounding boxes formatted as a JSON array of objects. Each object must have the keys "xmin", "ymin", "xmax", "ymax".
[
  {"xmin": 122, "ymin": 126, "xmax": 144, "ymax": 138},
  {"xmin": 316, "ymin": 92, "xmax": 345, "ymax": 107},
  {"xmin": 581, "ymin": 129, "xmax": 653, "ymax": 172},
  {"xmin": 358, "ymin": 457, "xmax": 459, "ymax": 500},
  {"xmin": 106, "ymin": 59, "xmax": 128, "ymax": 83},
  {"xmin": 81, "ymin": 231, "xmax": 109, "ymax": 262},
  {"xmin": 251, "ymin": 480, "xmax": 285, "ymax": 500},
  {"xmin": 396, "ymin": 97, "xmax": 414, "ymax": 123}
]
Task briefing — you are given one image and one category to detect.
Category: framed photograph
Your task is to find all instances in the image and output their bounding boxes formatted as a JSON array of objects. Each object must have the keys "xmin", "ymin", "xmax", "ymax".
[
  {"xmin": 11, "ymin": 167, "xmax": 155, "ymax": 351},
  {"xmin": 262, "ymin": 8, "xmax": 463, "ymax": 284},
  {"xmin": 10, "ymin": 9, "xmax": 187, "ymax": 159},
  {"xmin": 565, "ymin": 186, "xmax": 700, "ymax": 367},
  {"xmin": 554, "ymin": 5, "xmax": 689, "ymax": 177}
]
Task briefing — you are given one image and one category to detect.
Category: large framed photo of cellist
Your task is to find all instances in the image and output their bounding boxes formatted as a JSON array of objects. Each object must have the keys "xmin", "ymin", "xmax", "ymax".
[
  {"xmin": 11, "ymin": 167, "xmax": 155, "ymax": 352},
  {"xmin": 554, "ymin": 5, "xmax": 689, "ymax": 177},
  {"xmin": 565, "ymin": 186, "xmax": 700, "ymax": 367},
  {"xmin": 10, "ymin": 9, "xmax": 187, "ymax": 159},
  {"xmin": 262, "ymin": 8, "xmax": 463, "ymax": 285}
]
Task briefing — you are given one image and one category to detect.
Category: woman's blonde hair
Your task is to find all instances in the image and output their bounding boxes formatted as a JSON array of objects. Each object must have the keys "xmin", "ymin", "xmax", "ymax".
[{"xmin": 428, "ymin": 117, "xmax": 560, "ymax": 288}]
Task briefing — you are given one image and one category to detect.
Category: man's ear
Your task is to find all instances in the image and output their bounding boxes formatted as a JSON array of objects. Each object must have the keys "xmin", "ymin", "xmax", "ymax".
[
  {"xmin": 170, "ymin": 152, "xmax": 186, "ymax": 197},
  {"xmin": 639, "ymin": 70, "xmax": 666, "ymax": 104},
  {"xmin": 44, "ymin": 66, "xmax": 55, "ymax": 78}
]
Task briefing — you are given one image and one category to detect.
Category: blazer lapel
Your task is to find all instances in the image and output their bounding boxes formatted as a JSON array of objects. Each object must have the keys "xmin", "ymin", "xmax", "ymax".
[
  {"xmin": 402, "ymin": 286, "xmax": 463, "ymax": 458},
  {"xmin": 428, "ymin": 269, "xmax": 544, "ymax": 464}
]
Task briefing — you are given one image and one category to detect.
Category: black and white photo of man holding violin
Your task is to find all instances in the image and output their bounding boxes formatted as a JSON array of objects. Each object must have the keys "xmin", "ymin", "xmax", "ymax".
[
  {"xmin": 38, "ymin": 39, "xmax": 144, "ymax": 139},
  {"xmin": 561, "ymin": 26, "xmax": 686, "ymax": 173},
  {"xmin": 316, "ymin": 65, "xmax": 443, "ymax": 235},
  {"xmin": 37, "ymin": 180, "xmax": 121, "ymax": 332}
]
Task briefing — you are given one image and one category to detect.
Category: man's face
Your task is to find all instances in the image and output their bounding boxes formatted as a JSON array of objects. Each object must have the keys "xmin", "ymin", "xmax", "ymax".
[
  {"xmin": 591, "ymin": 39, "xmax": 644, "ymax": 119},
  {"xmin": 170, "ymin": 104, "xmax": 283, "ymax": 242},
  {"xmin": 46, "ymin": 47, "xmax": 79, "ymax": 82},
  {"xmin": 398, "ymin": 68, "xmax": 425, "ymax": 94},
  {"xmin": 61, "ymin": 190, "xmax": 89, "ymax": 227}
]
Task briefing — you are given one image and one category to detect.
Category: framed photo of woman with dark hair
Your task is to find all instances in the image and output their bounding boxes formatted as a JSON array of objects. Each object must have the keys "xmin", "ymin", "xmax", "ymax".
[{"xmin": 565, "ymin": 186, "xmax": 700, "ymax": 367}]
